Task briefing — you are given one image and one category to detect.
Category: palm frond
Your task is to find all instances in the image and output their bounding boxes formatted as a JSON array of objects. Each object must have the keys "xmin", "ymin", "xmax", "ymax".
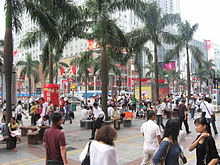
[
  {"xmin": 189, "ymin": 44, "xmax": 204, "ymax": 66},
  {"xmin": 12, "ymin": 0, "xmax": 24, "ymax": 32},
  {"xmin": 160, "ymin": 13, "xmax": 181, "ymax": 29},
  {"xmin": 59, "ymin": 62, "xmax": 69, "ymax": 68},
  {"xmin": 19, "ymin": 30, "xmax": 41, "ymax": 48},
  {"xmin": 164, "ymin": 42, "xmax": 184, "ymax": 63}
]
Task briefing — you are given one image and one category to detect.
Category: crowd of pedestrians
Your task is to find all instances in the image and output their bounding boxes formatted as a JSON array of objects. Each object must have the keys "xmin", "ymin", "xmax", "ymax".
[{"xmin": 0, "ymin": 92, "xmax": 220, "ymax": 165}]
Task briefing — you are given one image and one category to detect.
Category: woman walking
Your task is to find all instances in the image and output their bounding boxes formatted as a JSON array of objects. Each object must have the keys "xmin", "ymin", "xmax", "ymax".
[
  {"xmin": 153, "ymin": 119, "xmax": 182, "ymax": 165},
  {"xmin": 79, "ymin": 125, "xmax": 119, "ymax": 165},
  {"xmin": 189, "ymin": 117, "xmax": 219, "ymax": 165}
]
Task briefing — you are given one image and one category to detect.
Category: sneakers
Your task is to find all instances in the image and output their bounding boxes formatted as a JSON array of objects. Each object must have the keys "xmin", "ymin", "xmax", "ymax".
[{"xmin": 187, "ymin": 131, "xmax": 191, "ymax": 134}]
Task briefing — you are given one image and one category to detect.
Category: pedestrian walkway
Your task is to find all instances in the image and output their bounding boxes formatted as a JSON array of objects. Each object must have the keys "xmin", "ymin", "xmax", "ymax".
[{"xmin": 1, "ymin": 107, "xmax": 220, "ymax": 164}]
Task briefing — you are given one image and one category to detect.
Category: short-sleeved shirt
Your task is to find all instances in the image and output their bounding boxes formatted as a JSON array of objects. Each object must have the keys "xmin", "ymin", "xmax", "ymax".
[
  {"xmin": 153, "ymin": 140, "xmax": 181, "ymax": 164},
  {"xmin": 178, "ymin": 103, "xmax": 187, "ymax": 115},
  {"xmin": 43, "ymin": 125, "xmax": 66, "ymax": 162},
  {"xmin": 140, "ymin": 120, "xmax": 161, "ymax": 150},
  {"xmin": 195, "ymin": 135, "xmax": 219, "ymax": 165}
]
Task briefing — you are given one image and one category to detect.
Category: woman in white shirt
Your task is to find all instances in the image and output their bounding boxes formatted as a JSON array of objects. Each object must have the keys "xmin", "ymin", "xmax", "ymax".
[
  {"xmin": 79, "ymin": 125, "xmax": 119, "ymax": 165},
  {"xmin": 155, "ymin": 100, "xmax": 165, "ymax": 129}
]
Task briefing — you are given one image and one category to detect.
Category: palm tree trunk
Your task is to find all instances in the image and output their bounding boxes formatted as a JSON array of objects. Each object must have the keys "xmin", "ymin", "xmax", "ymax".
[
  {"xmin": 200, "ymin": 79, "xmax": 202, "ymax": 93},
  {"xmin": 4, "ymin": 0, "xmax": 13, "ymax": 125},
  {"xmin": 28, "ymin": 77, "xmax": 32, "ymax": 110},
  {"xmin": 101, "ymin": 46, "xmax": 109, "ymax": 118},
  {"xmin": 49, "ymin": 47, "xmax": 53, "ymax": 84},
  {"xmin": 85, "ymin": 74, "xmax": 88, "ymax": 105},
  {"xmin": 154, "ymin": 43, "xmax": 159, "ymax": 101},
  {"xmin": 139, "ymin": 69, "xmax": 142, "ymax": 102},
  {"xmin": 167, "ymin": 80, "xmax": 170, "ymax": 94},
  {"xmin": 186, "ymin": 45, "xmax": 191, "ymax": 103}
]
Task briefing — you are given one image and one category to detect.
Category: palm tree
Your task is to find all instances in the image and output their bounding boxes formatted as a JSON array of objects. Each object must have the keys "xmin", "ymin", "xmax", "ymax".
[
  {"xmin": 165, "ymin": 21, "xmax": 204, "ymax": 101},
  {"xmin": 85, "ymin": 0, "xmax": 145, "ymax": 116},
  {"xmin": 4, "ymin": 0, "xmax": 23, "ymax": 123},
  {"xmin": 52, "ymin": 54, "xmax": 69, "ymax": 84},
  {"xmin": 3, "ymin": 0, "xmax": 80, "ymax": 127},
  {"xmin": 145, "ymin": 58, "xmax": 154, "ymax": 78},
  {"xmin": 0, "ymin": 40, "xmax": 4, "ymax": 57},
  {"xmin": 20, "ymin": 1, "xmax": 88, "ymax": 84},
  {"xmin": 129, "ymin": 2, "xmax": 180, "ymax": 101},
  {"xmin": 169, "ymin": 69, "xmax": 181, "ymax": 93},
  {"xmin": 70, "ymin": 50, "xmax": 94, "ymax": 105},
  {"xmin": 16, "ymin": 53, "xmax": 39, "ymax": 100}
]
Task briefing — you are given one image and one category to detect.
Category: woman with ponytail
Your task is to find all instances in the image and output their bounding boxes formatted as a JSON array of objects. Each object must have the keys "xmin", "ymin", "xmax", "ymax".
[{"xmin": 189, "ymin": 117, "xmax": 219, "ymax": 165}]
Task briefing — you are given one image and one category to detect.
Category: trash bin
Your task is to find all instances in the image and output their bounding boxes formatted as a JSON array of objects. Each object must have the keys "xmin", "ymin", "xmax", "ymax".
[{"xmin": 72, "ymin": 103, "xmax": 76, "ymax": 111}]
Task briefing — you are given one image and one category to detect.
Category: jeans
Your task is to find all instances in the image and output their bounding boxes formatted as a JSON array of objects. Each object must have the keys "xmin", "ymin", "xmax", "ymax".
[
  {"xmin": 156, "ymin": 115, "xmax": 164, "ymax": 128},
  {"xmin": 190, "ymin": 108, "xmax": 195, "ymax": 119}
]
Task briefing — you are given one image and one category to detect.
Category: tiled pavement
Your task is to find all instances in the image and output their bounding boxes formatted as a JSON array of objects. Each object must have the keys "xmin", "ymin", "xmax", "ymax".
[{"xmin": 1, "ymin": 107, "xmax": 220, "ymax": 165}]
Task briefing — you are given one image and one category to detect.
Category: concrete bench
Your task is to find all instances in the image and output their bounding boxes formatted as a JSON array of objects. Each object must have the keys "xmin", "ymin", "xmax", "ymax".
[
  {"xmin": 123, "ymin": 119, "xmax": 132, "ymax": 127},
  {"xmin": 0, "ymin": 136, "xmax": 15, "ymax": 149},
  {"xmin": 103, "ymin": 120, "xmax": 113, "ymax": 125},
  {"xmin": 80, "ymin": 120, "xmax": 93, "ymax": 129},
  {"xmin": 20, "ymin": 126, "xmax": 38, "ymax": 136},
  {"xmin": 27, "ymin": 131, "xmax": 40, "ymax": 145}
]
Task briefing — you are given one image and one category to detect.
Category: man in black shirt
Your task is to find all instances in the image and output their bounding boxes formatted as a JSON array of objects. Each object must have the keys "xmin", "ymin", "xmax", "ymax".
[{"xmin": 178, "ymin": 100, "xmax": 191, "ymax": 134}]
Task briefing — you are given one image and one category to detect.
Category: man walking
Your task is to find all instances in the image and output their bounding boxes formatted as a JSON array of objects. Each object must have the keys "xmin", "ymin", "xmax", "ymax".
[
  {"xmin": 178, "ymin": 100, "xmax": 191, "ymax": 134},
  {"xmin": 43, "ymin": 113, "xmax": 68, "ymax": 165},
  {"xmin": 90, "ymin": 102, "xmax": 105, "ymax": 140},
  {"xmin": 140, "ymin": 110, "xmax": 161, "ymax": 165}
]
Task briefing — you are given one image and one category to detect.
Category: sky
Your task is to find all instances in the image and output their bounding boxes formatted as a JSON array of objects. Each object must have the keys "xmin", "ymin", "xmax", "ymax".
[{"xmin": 0, "ymin": 0, "xmax": 220, "ymax": 44}]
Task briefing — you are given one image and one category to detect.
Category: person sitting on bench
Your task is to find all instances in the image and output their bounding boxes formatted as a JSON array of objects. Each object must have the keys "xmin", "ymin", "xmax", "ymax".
[{"xmin": 37, "ymin": 115, "xmax": 49, "ymax": 138}]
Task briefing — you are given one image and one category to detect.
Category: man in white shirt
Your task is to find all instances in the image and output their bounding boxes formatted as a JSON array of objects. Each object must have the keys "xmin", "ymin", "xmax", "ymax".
[
  {"xmin": 41, "ymin": 98, "xmax": 48, "ymax": 118},
  {"xmin": 90, "ymin": 103, "xmax": 105, "ymax": 140},
  {"xmin": 37, "ymin": 115, "xmax": 49, "ymax": 138},
  {"xmin": 206, "ymin": 98, "xmax": 218, "ymax": 135},
  {"xmin": 140, "ymin": 110, "xmax": 161, "ymax": 165},
  {"xmin": 81, "ymin": 106, "xmax": 89, "ymax": 120},
  {"xmin": 107, "ymin": 105, "xmax": 114, "ymax": 120},
  {"xmin": 15, "ymin": 100, "xmax": 25, "ymax": 126},
  {"xmin": 200, "ymin": 97, "xmax": 211, "ymax": 119}
]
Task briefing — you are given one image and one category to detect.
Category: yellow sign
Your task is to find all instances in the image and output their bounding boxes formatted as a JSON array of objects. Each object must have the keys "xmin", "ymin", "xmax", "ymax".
[
  {"xmin": 71, "ymin": 84, "xmax": 77, "ymax": 91},
  {"xmin": 135, "ymin": 86, "xmax": 152, "ymax": 100}
]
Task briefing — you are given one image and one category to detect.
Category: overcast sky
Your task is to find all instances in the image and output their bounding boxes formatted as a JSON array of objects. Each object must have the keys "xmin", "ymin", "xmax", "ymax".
[{"xmin": 0, "ymin": 0, "xmax": 220, "ymax": 44}]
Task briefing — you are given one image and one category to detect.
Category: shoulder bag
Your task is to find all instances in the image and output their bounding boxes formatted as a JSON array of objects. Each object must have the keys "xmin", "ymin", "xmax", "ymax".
[
  {"xmin": 160, "ymin": 139, "xmax": 171, "ymax": 165},
  {"xmin": 81, "ymin": 141, "xmax": 92, "ymax": 165},
  {"xmin": 204, "ymin": 103, "xmax": 215, "ymax": 121}
]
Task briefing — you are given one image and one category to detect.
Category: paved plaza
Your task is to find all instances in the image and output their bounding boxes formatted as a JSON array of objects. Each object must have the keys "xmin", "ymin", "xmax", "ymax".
[{"xmin": 1, "ymin": 107, "xmax": 220, "ymax": 165}]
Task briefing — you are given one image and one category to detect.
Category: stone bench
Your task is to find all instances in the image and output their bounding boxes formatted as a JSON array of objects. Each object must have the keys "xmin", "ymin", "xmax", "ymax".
[
  {"xmin": 80, "ymin": 120, "xmax": 93, "ymax": 129},
  {"xmin": 27, "ymin": 131, "xmax": 40, "ymax": 145},
  {"xmin": 103, "ymin": 120, "xmax": 113, "ymax": 125},
  {"xmin": 123, "ymin": 119, "xmax": 132, "ymax": 127},
  {"xmin": 0, "ymin": 136, "xmax": 15, "ymax": 149},
  {"xmin": 20, "ymin": 126, "xmax": 38, "ymax": 136}
]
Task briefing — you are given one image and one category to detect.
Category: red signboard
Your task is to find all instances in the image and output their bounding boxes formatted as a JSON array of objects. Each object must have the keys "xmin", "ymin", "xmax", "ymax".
[{"xmin": 44, "ymin": 84, "xmax": 60, "ymax": 106}]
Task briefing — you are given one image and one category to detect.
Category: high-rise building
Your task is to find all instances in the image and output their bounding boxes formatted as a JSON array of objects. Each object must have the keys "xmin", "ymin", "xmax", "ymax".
[{"xmin": 13, "ymin": 0, "xmax": 182, "ymax": 92}]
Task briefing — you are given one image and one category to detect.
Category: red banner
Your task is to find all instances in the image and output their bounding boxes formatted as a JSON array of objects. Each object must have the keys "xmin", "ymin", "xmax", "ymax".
[{"xmin": 43, "ymin": 84, "xmax": 60, "ymax": 106}]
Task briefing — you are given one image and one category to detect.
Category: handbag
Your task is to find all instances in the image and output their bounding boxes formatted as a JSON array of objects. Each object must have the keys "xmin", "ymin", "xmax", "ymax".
[
  {"xmin": 81, "ymin": 141, "xmax": 92, "ymax": 165},
  {"xmin": 160, "ymin": 139, "xmax": 171, "ymax": 165},
  {"xmin": 179, "ymin": 151, "xmax": 187, "ymax": 164}
]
